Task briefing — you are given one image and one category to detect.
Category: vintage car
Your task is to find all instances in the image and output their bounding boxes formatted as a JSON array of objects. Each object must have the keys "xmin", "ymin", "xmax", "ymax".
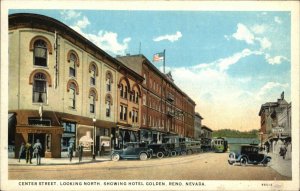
[
  {"xmin": 111, "ymin": 142, "xmax": 153, "ymax": 161},
  {"xmin": 147, "ymin": 144, "xmax": 169, "ymax": 159},
  {"xmin": 228, "ymin": 145, "xmax": 271, "ymax": 166}
]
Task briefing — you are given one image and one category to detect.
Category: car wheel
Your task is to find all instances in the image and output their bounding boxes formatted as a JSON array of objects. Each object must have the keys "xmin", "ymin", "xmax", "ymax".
[
  {"xmin": 181, "ymin": 151, "xmax": 187, "ymax": 156},
  {"xmin": 240, "ymin": 157, "xmax": 247, "ymax": 166},
  {"xmin": 263, "ymin": 162, "xmax": 268, "ymax": 167},
  {"xmin": 228, "ymin": 161, "xmax": 234, "ymax": 165},
  {"xmin": 157, "ymin": 152, "xmax": 164, "ymax": 159},
  {"xmin": 148, "ymin": 153, "xmax": 152, "ymax": 159},
  {"xmin": 139, "ymin": 153, "xmax": 148, "ymax": 161},
  {"xmin": 112, "ymin": 153, "xmax": 120, "ymax": 161},
  {"xmin": 171, "ymin": 151, "xmax": 177, "ymax": 157}
]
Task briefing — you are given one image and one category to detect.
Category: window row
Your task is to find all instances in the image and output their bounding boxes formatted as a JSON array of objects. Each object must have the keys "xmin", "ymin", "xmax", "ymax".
[
  {"xmin": 31, "ymin": 72, "xmax": 112, "ymax": 117},
  {"xmin": 31, "ymin": 36, "xmax": 113, "ymax": 91},
  {"xmin": 120, "ymin": 84, "xmax": 139, "ymax": 103}
]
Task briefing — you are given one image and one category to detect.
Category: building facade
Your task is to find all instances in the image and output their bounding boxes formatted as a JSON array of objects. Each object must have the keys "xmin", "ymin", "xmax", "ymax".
[
  {"xmin": 200, "ymin": 125, "xmax": 213, "ymax": 151},
  {"xmin": 258, "ymin": 92, "xmax": 292, "ymax": 150},
  {"xmin": 116, "ymin": 55, "xmax": 196, "ymax": 143},
  {"xmin": 9, "ymin": 13, "xmax": 142, "ymax": 158},
  {"xmin": 194, "ymin": 112, "xmax": 203, "ymax": 140}
]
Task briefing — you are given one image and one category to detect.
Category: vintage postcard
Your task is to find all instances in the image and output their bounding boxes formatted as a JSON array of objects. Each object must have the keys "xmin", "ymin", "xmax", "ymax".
[{"xmin": 1, "ymin": 1, "xmax": 299, "ymax": 191}]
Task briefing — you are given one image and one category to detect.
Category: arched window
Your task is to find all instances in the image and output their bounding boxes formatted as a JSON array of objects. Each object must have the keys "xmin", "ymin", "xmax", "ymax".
[
  {"xmin": 106, "ymin": 72, "xmax": 113, "ymax": 92},
  {"xmin": 32, "ymin": 73, "xmax": 47, "ymax": 103},
  {"xmin": 69, "ymin": 53, "xmax": 77, "ymax": 77},
  {"xmin": 135, "ymin": 92, "xmax": 139, "ymax": 103},
  {"xmin": 124, "ymin": 85, "xmax": 128, "ymax": 99},
  {"xmin": 90, "ymin": 64, "xmax": 96, "ymax": 86},
  {"xmin": 34, "ymin": 40, "xmax": 47, "ymax": 67},
  {"xmin": 90, "ymin": 92, "xmax": 96, "ymax": 114},
  {"xmin": 105, "ymin": 95, "xmax": 112, "ymax": 117},
  {"xmin": 120, "ymin": 84, "xmax": 124, "ymax": 97},
  {"xmin": 69, "ymin": 83, "xmax": 76, "ymax": 109},
  {"xmin": 132, "ymin": 90, "xmax": 135, "ymax": 103}
]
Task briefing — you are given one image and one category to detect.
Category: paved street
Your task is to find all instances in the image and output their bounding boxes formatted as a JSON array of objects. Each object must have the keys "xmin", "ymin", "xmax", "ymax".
[{"xmin": 9, "ymin": 152, "xmax": 290, "ymax": 180}]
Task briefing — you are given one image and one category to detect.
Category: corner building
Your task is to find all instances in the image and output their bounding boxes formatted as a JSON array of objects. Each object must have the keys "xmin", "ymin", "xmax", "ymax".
[
  {"xmin": 116, "ymin": 55, "xmax": 196, "ymax": 143},
  {"xmin": 8, "ymin": 13, "xmax": 143, "ymax": 158}
]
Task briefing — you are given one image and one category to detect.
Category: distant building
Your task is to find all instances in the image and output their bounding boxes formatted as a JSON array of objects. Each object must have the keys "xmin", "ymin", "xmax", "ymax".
[
  {"xmin": 200, "ymin": 125, "xmax": 213, "ymax": 150},
  {"xmin": 258, "ymin": 92, "xmax": 291, "ymax": 143},
  {"xmin": 194, "ymin": 112, "xmax": 203, "ymax": 140}
]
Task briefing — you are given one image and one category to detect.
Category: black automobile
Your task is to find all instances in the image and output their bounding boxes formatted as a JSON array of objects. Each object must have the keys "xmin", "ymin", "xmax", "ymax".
[
  {"xmin": 228, "ymin": 145, "xmax": 271, "ymax": 166},
  {"xmin": 111, "ymin": 142, "xmax": 153, "ymax": 161},
  {"xmin": 147, "ymin": 144, "xmax": 169, "ymax": 159}
]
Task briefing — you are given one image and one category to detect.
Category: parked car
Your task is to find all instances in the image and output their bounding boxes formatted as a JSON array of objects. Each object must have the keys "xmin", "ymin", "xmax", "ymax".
[
  {"xmin": 111, "ymin": 142, "xmax": 153, "ymax": 161},
  {"xmin": 147, "ymin": 144, "xmax": 169, "ymax": 159},
  {"xmin": 228, "ymin": 145, "xmax": 271, "ymax": 166}
]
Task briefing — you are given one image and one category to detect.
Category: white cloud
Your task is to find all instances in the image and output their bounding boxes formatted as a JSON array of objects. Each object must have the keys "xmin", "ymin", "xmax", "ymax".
[
  {"xmin": 265, "ymin": 54, "xmax": 289, "ymax": 65},
  {"xmin": 217, "ymin": 49, "xmax": 262, "ymax": 72},
  {"xmin": 84, "ymin": 31, "xmax": 131, "ymax": 55},
  {"xmin": 153, "ymin": 31, "xmax": 182, "ymax": 42},
  {"xmin": 256, "ymin": 82, "xmax": 289, "ymax": 100},
  {"xmin": 257, "ymin": 37, "xmax": 272, "ymax": 50},
  {"xmin": 251, "ymin": 24, "xmax": 266, "ymax": 34},
  {"xmin": 75, "ymin": 16, "xmax": 90, "ymax": 29},
  {"xmin": 232, "ymin": 23, "xmax": 255, "ymax": 44},
  {"xmin": 60, "ymin": 10, "xmax": 81, "ymax": 20},
  {"xmin": 274, "ymin": 16, "xmax": 282, "ymax": 24}
]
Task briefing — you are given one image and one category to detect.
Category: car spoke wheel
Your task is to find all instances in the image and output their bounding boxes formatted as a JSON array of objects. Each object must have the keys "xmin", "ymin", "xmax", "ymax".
[
  {"xmin": 171, "ymin": 151, "xmax": 177, "ymax": 157},
  {"xmin": 139, "ymin": 153, "xmax": 148, "ymax": 161},
  {"xmin": 240, "ymin": 157, "xmax": 247, "ymax": 166},
  {"xmin": 112, "ymin": 153, "xmax": 120, "ymax": 161},
  {"xmin": 157, "ymin": 152, "xmax": 164, "ymax": 159}
]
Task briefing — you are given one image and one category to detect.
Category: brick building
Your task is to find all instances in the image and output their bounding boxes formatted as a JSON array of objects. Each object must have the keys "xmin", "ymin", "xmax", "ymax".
[
  {"xmin": 116, "ymin": 55, "xmax": 196, "ymax": 143},
  {"xmin": 8, "ymin": 13, "xmax": 143, "ymax": 158}
]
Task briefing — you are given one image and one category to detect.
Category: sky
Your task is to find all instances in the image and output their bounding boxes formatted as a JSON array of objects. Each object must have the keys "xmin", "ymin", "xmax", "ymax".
[{"xmin": 9, "ymin": 9, "xmax": 291, "ymax": 131}]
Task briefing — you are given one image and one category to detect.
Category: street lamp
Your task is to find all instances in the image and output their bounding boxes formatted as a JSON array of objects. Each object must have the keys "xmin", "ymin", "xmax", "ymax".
[{"xmin": 92, "ymin": 117, "xmax": 96, "ymax": 160}]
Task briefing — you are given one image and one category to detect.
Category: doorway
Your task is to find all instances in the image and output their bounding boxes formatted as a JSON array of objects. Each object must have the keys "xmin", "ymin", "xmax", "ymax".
[{"xmin": 28, "ymin": 133, "xmax": 46, "ymax": 157}]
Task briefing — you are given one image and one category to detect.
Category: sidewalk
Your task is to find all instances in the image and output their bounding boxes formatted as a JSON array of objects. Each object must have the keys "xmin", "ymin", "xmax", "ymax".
[
  {"xmin": 9, "ymin": 156, "xmax": 111, "ymax": 166},
  {"xmin": 266, "ymin": 152, "xmax": 292, "ymax": 178}
]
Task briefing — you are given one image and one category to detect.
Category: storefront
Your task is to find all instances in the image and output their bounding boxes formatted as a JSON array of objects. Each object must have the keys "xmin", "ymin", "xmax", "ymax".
[{"xmin": 15, "ymin": 125, "xmax": 63, "ymax": 158}]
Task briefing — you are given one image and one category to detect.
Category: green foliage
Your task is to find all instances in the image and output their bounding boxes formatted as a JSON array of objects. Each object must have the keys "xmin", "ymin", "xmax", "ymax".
[{"xmin": 212, "ymin": 129, "xmax": 259, "ymax": 138}]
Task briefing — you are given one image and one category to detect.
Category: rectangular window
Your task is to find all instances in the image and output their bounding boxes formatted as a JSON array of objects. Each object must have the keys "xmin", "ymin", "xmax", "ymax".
[
  {"xmin": 34, "ymin": 47, "xmax": 47, "ymax": 67},
  {"xmin": 33, "ymin": 81, "xmax": 47, "ymax": 103},
  {"xmin": 120, "ymin": 106, "xmax": 123, "ymax": 120},
  {"xmin": 135, "ymin": 111, "xmax": 138, "ymax": 122},
  {"xmin": 106, "ymin": 101, "xmax": 110, "ymax": 117},
  {"xmin": 123, "ymin": 106, "xmax": 127, "ymax": 120},
  {"xmin": 69, "ymin": 88, "xmax": 76, "ymax": 109},
  {"xmin": 62, "ymin": 122, "xmax": 76, "ymax": 133},
  {"xmin": 90, "ymin": 77, "xmax": 95, "ymax": 86}
]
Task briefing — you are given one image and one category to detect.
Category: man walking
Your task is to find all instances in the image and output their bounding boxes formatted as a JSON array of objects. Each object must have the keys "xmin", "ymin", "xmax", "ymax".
[
  {"xmin": 68, "ymin": 143, "xmax": 74, "ymax": 162},
  {"xmin": 25, "ymin": 142, "xmax": 33, "ymax": 164},
  {"xmin": 33, "ymin": 139, "xmax": 42, "ymax": 165}
]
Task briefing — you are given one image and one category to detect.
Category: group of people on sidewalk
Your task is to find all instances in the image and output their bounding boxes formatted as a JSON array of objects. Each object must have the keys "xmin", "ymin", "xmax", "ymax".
[
  {"xmin": 264, "ymin": 139, "xmax": 291, "ymax": 160},
  {"xmin": 18, "ymin": 139, "xmax": 42, "ymax": 165}
]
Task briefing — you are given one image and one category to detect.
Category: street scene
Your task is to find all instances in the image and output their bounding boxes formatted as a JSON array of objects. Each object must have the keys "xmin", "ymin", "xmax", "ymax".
[
  {"xmin": 9, "ymin": 153, "xmax": 290, "ymax": 180},
  {"xmin": 4, "ymin": 3, "xmax": 298, "ymax": 191}
]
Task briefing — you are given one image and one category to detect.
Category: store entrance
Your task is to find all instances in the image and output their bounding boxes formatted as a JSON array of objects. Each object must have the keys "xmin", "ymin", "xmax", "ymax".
[{"xmin": 28, "ymin": 133, "xmax": 46, "ymax": 157}]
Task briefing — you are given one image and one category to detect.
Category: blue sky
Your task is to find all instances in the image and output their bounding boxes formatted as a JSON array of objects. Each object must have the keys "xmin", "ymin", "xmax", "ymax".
[{"xmin": 9, "ymin": 9, "xmax": 291, "ymax": 131}]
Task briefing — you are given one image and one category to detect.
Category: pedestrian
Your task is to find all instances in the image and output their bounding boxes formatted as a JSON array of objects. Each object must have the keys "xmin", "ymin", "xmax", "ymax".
[
  {"xmin": 78, "ymin": 143, "xmax": 83, "ymax": 163},
  {"xmin": 279, "ymin": 143, "xmax": 287, "ymax": 159},
  {"xmin": 100, "ymin": 143, "xmax": 105, "ymax": 156},
  {"xmin": 68, "ymin": 143, "xmax": 74, "ymax": 162},
  {"xmin": 25, "ymin": 142, "xmax": 33, "ymax": 164},
  {"xmin": 18, "ymin": 142, "xmax": 25, "ymax": 162},
  {"xmin": 33, "ymin": 139, "xmax": 42, "ymax": 165}
]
